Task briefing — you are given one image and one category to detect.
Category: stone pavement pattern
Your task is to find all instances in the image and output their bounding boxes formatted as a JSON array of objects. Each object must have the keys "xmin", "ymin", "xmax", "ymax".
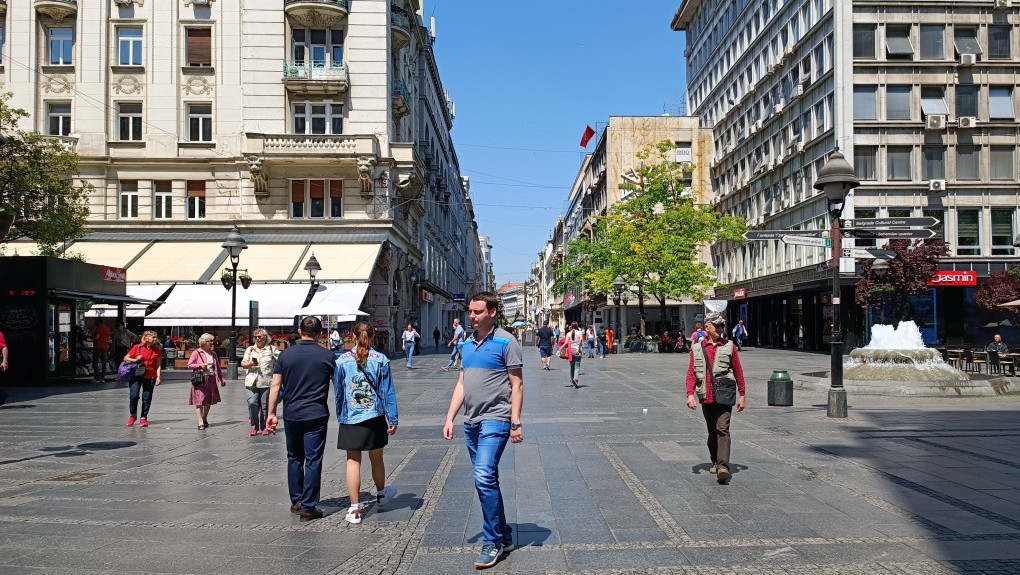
[{"xmin": 2, "ymin": 347, "xmax": 1020, "ymax": 574}]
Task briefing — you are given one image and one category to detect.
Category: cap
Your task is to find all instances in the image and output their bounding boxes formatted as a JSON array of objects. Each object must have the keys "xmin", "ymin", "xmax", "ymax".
[
  {"xmin": 542, "ymin": 319, "xmax": 549, "ymax": 325},
  {"xmin": 704, "ymin": 312, "xmax": 725, "ymax": 326}
]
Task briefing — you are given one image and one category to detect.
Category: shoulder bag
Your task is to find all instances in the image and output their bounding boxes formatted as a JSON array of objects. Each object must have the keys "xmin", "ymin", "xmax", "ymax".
[
  {"xmin": 558, "ymin": 338, "xmax": 570, "ymax": 359},
  {"xmin": 191, "ymin": 349, "xmax": 207, "ymax": 386},
  {"xmin": 702, "ymin": 343, "xmax": 737, "ymax": 406}
]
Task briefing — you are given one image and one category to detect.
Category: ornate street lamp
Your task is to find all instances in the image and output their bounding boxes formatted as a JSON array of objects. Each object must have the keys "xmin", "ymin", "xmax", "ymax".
[
  {"xmin": 613, "ymin": 275, "xmax": 625, "ymax": 354},
  {"xmin": 301, "ymin": 253, "xmax": 321, "ymax": 308},
  {"xmin": 813, "ymin": 150, "xmax": 860, "ymax": 418},
  {"xmin": 221, "ymin": 225, "xmax": 248, "ymax": 380}
]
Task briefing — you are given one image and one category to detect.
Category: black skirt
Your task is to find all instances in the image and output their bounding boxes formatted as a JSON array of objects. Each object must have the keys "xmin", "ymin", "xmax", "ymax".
[{"xmin": 337, "ymin": 415, "xmax": 389, "ymax": 451}]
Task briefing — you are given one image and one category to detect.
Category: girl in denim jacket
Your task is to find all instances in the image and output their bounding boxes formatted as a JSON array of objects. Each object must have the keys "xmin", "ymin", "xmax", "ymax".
[{"xmin": 334, "ymin": 322, "xmax": 398, "ymax": 524}]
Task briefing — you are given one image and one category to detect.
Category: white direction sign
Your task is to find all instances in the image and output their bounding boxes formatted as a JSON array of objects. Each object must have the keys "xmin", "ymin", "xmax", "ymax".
[
  {"xmin": 843, "ymin": 248, "xmax": 896, "ymax": 259},
  {"xmin": 781, "ymin": 235, "xmax": 830, "ymax": 248}
]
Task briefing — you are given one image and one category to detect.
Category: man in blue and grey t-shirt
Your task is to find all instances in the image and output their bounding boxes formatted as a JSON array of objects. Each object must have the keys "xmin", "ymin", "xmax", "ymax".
[
  {"xmin": 441, "ymin": 318, "xmax": 466, "ymax": 372},
  {"xmin": 443, "ymin": 292, "xmax": 524, "ymax": 569}
]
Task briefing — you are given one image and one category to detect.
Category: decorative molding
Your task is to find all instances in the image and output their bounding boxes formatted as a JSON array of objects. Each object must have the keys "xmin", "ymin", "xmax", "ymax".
[
  {"xmin": 246, "ymin": 155, "xmax": 269, "ymax": 201},
  {"xmin": 376, "ymin": 169, "xmax": 390, "ymax": 190},
  {"xmin": 288, "ymin": 10, "xmax": 345, "ymax": 29},
  {"xmin": 396, "ymin": 171, "xmax": 424, "ymax": 199},
  {"xmin": 114, "ymin": 0, "xmax": 144, "ymax": 6},
  {"xmin": 182, "ymin": 76, "xmax": 213, "ymax": 95},
  {"xmin": 358, "ymin": 156, "xmax": 376, "ymax": 197},
  {"xmin": 184, "ymin": 0, "xmax": 211, "ymax": 6},
  {"xmin": 113, "ymin": 75, "xmax": 144, "ymax": 94},
  {"xmin": 43, "ymin": 74, "xmax": 74, "ymax": 94},
  {"xmin": 35, "ymin": 3, "xmax": 77, "ymax": 24}
]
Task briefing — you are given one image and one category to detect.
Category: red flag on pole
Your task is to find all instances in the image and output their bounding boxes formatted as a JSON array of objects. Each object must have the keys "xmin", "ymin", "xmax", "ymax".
[{"xmin": 580, "ymin": 125, "xmax": 596, "ymax": 148}]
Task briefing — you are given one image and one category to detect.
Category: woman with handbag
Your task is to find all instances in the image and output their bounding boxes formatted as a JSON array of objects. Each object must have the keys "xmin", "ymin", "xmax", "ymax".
[
  {"xmin": 123, "ymin": 330, "xmax": 162, "ymax": 427},
  {"xmin": 558, "ymin": 322, "xmax": 583, "ymax": 388},
  {"xmin": 685, "ymin": 312, "xmax": 746, "ymax": 484},
  {"xmin": 188, "ymin": 333, "xmax": 225, "ymax": 430},
  {"xmin": 334, "ymin": 322, "xmax": 398, "ymax": 524},
  {"xmin": 240, "ymin": 328, "xmax": 279, "ymax": 436}
]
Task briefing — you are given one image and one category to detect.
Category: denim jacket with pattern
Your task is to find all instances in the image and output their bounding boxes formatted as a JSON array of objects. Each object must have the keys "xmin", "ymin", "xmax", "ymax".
[{"xmin": 333, "ymin": 347, "xmax": 398, "ymax": 426}]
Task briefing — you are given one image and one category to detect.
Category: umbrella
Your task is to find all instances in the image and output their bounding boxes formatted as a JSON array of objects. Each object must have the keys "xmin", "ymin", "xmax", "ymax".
[
  {"xmin": 511, "ymin": 321, "xmax": 531, "ymax": 327},
  {"xmin": 999, "ymin": 299, "xmax": 1020, "ymax": 306}
]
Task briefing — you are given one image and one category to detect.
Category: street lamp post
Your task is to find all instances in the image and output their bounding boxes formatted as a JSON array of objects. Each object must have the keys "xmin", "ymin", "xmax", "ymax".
[
  {"xmin": 813, "ymin": 150, "xmax": 860, "ymax": 419},
  {"xmin": 301, "ymin": 253, "xmax": 321, "ymax": 308},
  {"xmin": 221, "ymin": 225, "xmax": 248, "ymax": 380},
  {"xmin": 613, "ymin": 275, "xmax": 625, "ymax": 355}
]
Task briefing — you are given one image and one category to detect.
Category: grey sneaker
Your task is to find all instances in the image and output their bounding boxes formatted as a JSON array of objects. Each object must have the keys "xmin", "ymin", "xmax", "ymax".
[
  {"xmin": 716, "ymin": 466, "xmax": 731, "ymax": 482},
  {"xmin": 473, "ymin": 544, "xmax": 502, "ymax": 569},
  {"xmin": 377, "ymin": 485, "xmax": 397, "ymax": 506}
]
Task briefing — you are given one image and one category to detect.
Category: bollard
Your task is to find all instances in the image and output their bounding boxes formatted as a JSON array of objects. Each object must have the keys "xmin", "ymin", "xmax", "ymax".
[{"xmin": 767, "ymin": 370, "xmax": 793, "ymax": 406}]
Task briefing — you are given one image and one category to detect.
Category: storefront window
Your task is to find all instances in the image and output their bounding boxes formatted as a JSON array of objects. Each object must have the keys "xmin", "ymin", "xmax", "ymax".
[{"xmin": 956, "ymin": 208, "xmax": 981, "ymax": 256}]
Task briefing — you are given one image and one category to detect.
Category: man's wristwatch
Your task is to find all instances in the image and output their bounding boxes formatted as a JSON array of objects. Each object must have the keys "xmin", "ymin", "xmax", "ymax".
[{"xmin": 510, "ymin": 422, "xmax": 522, "ymax": 431}]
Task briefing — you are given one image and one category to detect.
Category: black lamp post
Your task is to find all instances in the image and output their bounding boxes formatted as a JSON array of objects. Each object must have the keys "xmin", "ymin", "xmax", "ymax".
[
  {"xmin": 222, "ymin": 225, "xmax": 248, "ymax": 380},
  {"xmin": 301, "ymin": 253, "xmax": 321, "ymax": 308},
  {"xmin": 813, "ymin": 150, "xmax": 860, "ymax": 418},
  {"xmin": 613, "ymin": 275, "xmax": 625, "ymax": 354}
]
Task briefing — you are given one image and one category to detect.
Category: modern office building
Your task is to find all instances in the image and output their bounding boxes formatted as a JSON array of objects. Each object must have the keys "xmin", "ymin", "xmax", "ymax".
[
  {"xmin": 673, "ymin": 0, "xmax": 1020, "ymax": 348},
  {"xmin": 0, "ymin": 0, "xmax": 482, "ymax": 353}
]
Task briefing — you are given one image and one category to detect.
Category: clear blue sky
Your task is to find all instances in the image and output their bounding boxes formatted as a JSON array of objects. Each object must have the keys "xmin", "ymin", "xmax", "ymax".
[{"xmin": 429, "ymin": 1, "xmax": 687, "ymax": 288}]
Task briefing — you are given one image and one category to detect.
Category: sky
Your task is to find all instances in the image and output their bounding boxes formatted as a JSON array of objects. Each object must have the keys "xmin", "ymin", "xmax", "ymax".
[{"xmin": 428, "ymin": 1, "xmax": 688, "ymax": 288}]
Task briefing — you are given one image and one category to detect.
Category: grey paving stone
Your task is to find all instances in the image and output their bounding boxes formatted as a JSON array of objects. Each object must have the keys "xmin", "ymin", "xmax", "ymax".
[{"xmin": 564, "ymin": 547, "xmax": 692, "ymax": 570}]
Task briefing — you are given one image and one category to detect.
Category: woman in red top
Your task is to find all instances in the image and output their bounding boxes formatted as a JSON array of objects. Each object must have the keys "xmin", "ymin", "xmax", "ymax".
[{"xmin": 124, "ymin": 330, "xmax": 162, "ymax": 427}]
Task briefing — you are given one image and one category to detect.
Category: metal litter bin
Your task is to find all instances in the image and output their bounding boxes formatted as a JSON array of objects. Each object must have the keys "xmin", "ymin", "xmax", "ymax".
[{"xmin": 767, "ymin": 370, "xmax": 793, "ymax": 406}]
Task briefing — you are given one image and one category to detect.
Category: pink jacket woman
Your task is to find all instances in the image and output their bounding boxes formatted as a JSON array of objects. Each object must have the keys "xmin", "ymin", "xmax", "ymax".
[{"xmin": 187, "ymin": 333, "xmax": 225, "ymax": 430}]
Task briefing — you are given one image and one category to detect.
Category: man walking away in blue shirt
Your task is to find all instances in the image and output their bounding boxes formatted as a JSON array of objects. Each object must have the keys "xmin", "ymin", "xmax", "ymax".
[{"xmin": 442, "ymin": 318, "xmax": 466, "ymax": 372}]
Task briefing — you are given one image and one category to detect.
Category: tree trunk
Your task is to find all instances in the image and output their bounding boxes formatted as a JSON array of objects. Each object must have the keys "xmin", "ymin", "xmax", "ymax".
[
  {"xmin": 657, "ymin": 294, "xmax": 669, "ymax": 333},
  {"xmin": 637, "ymin": 287, "xmax": 647, "ymax": 337}
]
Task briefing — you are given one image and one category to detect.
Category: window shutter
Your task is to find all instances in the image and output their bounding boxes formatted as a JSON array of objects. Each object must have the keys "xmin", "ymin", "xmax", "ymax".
[
  {"xmin": 187, "ymin": 29, "xmax": 212, "ymax": 66},
  {"xmin": 186, "ymin": 181, "xmax": 206, "ymax": 198},
  {"xmin": 291, "ymin": 180, "xmax": 305, "ymax": 203},
  {"xmin": 310, "ymin": 180, "xmax": 325, "ymax": 199},
  {"xmin": 330, "ymin": 180, "xmax": 343, "ymax": 198}
]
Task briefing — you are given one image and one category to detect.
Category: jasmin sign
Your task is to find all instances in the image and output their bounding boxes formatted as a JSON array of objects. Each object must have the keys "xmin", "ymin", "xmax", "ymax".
[{"xmin": 926, "ymin": 270, "xmax": 977, "ymax": 286}]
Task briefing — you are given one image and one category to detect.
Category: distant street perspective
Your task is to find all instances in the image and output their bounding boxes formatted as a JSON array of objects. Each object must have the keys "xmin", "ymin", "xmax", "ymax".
[{"xmin": 3, "ymin": 348, "xmax": 1020, "ymax": 574}]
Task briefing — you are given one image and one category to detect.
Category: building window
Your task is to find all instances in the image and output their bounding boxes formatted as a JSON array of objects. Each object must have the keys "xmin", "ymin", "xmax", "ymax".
[
  {"xmin": 291, "ymin": 180, "xmax": 305, "ymax": 218},
  {"xmin": 292, "ymin": 103, "xmax": 343, "ymax": 134},
  {"xmin": 956, "ymin": 85, "xmax": 979, "ymax": 118},
  {"xmin": 853, "ymin": 85, "xmax": 877, "ymax": 120},
  {"xmin": 886, "ymin": 26, "xmax": 913, "ymax": 59},
  {"xmin": 153, "ymin": 180, "xmax": 172, "ymax": 220},
  {"xmin": 0, "ymin": 27, "xmax": 5, "ymax": 65},
  {"xmin": 920, "ymin": 25, "xmax": 944, "ymax": 59},
  {"xmin": 187, "ymin": 104, "xmax": 212, "ymax": 141},
  {"xmin": 956, "ymin": 208, "xmax": 980, "ymax": 256},
  {"xmin": 989, "ymin": 87, "xmax": 1014, "ymax": 120},
  {"xmin": 922, "ymin": 146, "xmax": 946, "ymax": 180},
  {"xmin": 855, "ymin": 208, "xmax": 877, "ymax": 247},
  {"xmin": 291, "ymin": 179, "xmax": 342, "ymax": 219},
  {"xmin": 308, "ymin": 180, "xmax": 325, "ymax": 218},
  {"xmin": 888, "ymin": 146, "xmax": 912, "ymax": 180},
  {"xmin": 186, "ymin": 181, "xmax": 205, "ymax": 219},
  {"xmin": 921, "ymin": 86, "xmax": 949, "ymax": 117},
  {"xmin": 988, "ymin": 25, "xmax": 1011, "ymax": 60},
  {"xmin": 991, "ymin": 208, "xmax": 1016, "ymax": 256},
  {"xmin": 923, "ymin": 208, "xmax": 945, "ymax": 243},
  {"xmin": 330, "ymin": 179, "xmax": 343, "ymax": 218},
  {"xmin": 48, "ymin": 28, "xmax": 73, "ymax": 65},
  {"xmin": 185, "ymin": 28, "xmax": 212, "ymax": 67},
  {"xmin": 853, "ymin": 25, "xmax": 875, "ymax": 59},
  {"xmin": 886, "ymin": 85, "xmax": 911, "ymax": 120},
  {"xmin": 118, "ymin": 103, "xmax": 143, "ymax": 141},
  {"xmin": 291, "ymin": 28, "xmax": 344, "ymax": 68},
  {"xmin": 854, "ymin": 146, "xmax": 876, "ymax": 180},
  {"xmin": 954, "ymin": 27, "xmax": 982, "ymax": 60},
  {"xmin": 956, "ymin": 145, "xmax": 979, "ymax": 180},
  {"xmin": 119, "ymin": 180, "xmax": 138, "ymax": 219},
  {"xmin": 990, "ymin": 146, "xmax": 1014, "ymax": 180},
  {"xmin": 118, "ymin": 28, "xmax": 142, "ymax": 66},
  {"xmin": 47, "ymin": 103, "xmax": 71, "ymax": 136}
]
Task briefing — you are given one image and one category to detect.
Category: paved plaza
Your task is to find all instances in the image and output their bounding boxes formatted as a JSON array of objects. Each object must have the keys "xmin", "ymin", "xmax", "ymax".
[{"xmin": 2, "ymin": 346, "xmax": 1020, "ymax": 574}]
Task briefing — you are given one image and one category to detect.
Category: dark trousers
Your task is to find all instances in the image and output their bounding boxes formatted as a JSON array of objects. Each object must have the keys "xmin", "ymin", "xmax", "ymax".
[
  {"xmin": 284, "ymin": 416, "xmax": 328, "ymax": 512},
  {"xmin": 129, "ymin": 378, "xmax": 156, "ymax": 418},
  {"xmin": 701, "ymin": 403, "xmax": 733, "ymax": 470}
]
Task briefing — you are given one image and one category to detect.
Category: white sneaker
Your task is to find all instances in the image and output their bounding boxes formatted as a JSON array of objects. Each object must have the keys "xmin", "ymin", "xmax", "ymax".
[
  {"xmin": 344, "ymin": 507, "xmax": 362, "ymax": 524},
  {"xmin": 377, "ymin": 485, "xmax": 397, "ymax": 506}
]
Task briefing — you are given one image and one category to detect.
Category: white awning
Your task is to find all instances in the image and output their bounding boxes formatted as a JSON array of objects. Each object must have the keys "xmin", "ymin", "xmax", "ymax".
[
  {"xmin": 288, "ymin": 282, "xmax": 370, "ymax": 317},
  {"xmin": 142, "ymin": 282, "xmax": 369, "ymax": 327}
]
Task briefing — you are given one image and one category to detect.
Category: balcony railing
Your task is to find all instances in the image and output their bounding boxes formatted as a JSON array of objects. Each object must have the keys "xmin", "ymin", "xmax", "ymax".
[
  {"xmin": 247, "ymin": 133, "xmax": 380, "ymax": 158},
  {"xmin": 282, "ymin": 60, "xmax": 348, "ymax": 82},
  {"xmin": 391, "ymin": 7, "xmax": 411, "ymax": 49},
  {"xmin": 391, "ymin": 80, "xmax": 411, "ymax": 117},
  {"xmin": 284, "ymin": 0, "xmax": 346, "ymax": 7}
]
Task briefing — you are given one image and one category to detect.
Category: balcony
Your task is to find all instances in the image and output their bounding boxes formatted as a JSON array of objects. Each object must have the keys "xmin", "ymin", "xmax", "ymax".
[
  {"xmin": 391, "ymin": 6, "xmax": 412, "ymax": 50},
  {"xmin": 35, "ymin": 0, "xmax": 76, "ymax": 23},
  {"xmin": 43, "ymin": 135, "xmax": 78, "ymax": 153},
  {"xmin": 282, "ymin": 60, "xmax": 349, "ymax": 95},
  {"xmin": 284, "ymin": 0, "xmax": 348, "ymax": 29},
  {"xmin": 391, "ymin": 80, "xmax": 411, "ymax": 118},
  {"xmin": 246, "ymin": 133, "xmax": 380, "ymax": 161}
]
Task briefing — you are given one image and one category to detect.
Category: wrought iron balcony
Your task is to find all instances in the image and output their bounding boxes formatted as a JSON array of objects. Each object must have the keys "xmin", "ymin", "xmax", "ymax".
[
  {"xmin": 282, "ymin": 60, "xmax": 349, "ymax": 95},
  {"xmin": 391, "ymin": 80, "xmax": 411, "ymax": 118},
  {"xmin": 391, "ymin": 6, "xmax": 412, "ymax": 49},
  {"xmin": 35, "ymin": 0, "xmax": 77, "ymax": 23},
  {"xmin": 284, "ymin": 0, "xmax": 348, "ymax": 28}
]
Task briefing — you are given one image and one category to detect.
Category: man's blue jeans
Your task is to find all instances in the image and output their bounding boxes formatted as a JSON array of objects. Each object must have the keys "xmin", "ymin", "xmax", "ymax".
[
  {"xmin": 284, "ymin": 416, "xmax": 328, "ymax": 512},
  {"xmin": 404, "ymin": 341, "xmax": 415, "ymax": 368},
  {"xmin": 445, "ymin": 342, "xmax": 463, "ymax": 369},
  {"xmin": 464, "ymin": 420, "xmax": 512, "ymax": 546}
]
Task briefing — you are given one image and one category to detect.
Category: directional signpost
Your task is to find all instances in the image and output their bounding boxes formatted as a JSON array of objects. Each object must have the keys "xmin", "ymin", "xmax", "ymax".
[
  {"xmin": 843, "ymin": 248, "xmax": 896, "ymax": 259},
  {"xmin": 744, "ymin": 230, "xmax": 829, "ymax": 240},
  {"xmin": 842, "ymin": 217, "xmax": 940, "ymax": 229},
  {"xmin": 781, "ymin": 235, "xmax": 831, "ymax": 247},
  {"xmin": 844, "ymin": 228, "xmax": 936, "ymax": 239}
]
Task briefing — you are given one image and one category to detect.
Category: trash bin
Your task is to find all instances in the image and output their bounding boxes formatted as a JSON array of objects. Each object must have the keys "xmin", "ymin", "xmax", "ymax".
[{"xmin": 767, "ymin": 370, "xmax": 793, "ymax": 406}]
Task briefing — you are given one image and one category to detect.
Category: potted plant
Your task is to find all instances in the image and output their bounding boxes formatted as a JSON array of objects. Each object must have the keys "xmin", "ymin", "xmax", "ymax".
[
  {"xmin": 221, "ymin": 269, "xmax": 235, "ymax": 290},
  {"xmin": 272, "ymin": 333, "xmax": 287, "ymax": 350},
  {"xmin": 239, "ymin": 271, "xmax": 252, "ymax": 289},
  {"xmin": 317, "ymin": 337, "xmax": 330, "ymax": 349},
  {"xmin": 343, "ymin": 333, "xmax": 356, "ymax": 350}
]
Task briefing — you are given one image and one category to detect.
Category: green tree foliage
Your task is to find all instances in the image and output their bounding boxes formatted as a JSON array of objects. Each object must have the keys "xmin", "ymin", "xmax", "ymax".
[
  {"xmin": 855, "ymin": 239, "xmax": 950, "ymax": 328},
  {"xmin": 552, "ymin": 141, "xmax": 747, "ymax": 335},
  {"xmin": 974, "ymin": 266, "xmax": 1020, "ymax": 325},
  {"xmin": 0, "ymin": 93, "xmax": 92, "ymax": 253}
]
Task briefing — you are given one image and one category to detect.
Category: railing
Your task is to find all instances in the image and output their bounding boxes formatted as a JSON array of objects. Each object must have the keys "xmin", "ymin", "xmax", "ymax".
[
  {"xmin": 282, "ymin": 60, "xmax": 348, "ymax": 82},
  {"xmin": 250, "ymin": 133, "xmax": 380, "ymax": 156},
  {"xmin": 391, "ymin": 9, "xmax": 411, "ymax": 33},
  {"xmin": 392, "ymin": 79, "xmax": 410, "ymax": 102},
  {"xmin": 284, "ymin": 0, "xmax": 346, "ymax": 7}
]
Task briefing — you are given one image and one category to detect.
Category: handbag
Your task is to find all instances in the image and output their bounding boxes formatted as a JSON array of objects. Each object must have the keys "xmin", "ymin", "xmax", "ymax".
[
  {"xmin": 558, "ymin": 339, "xmax": 570, "ymax": 359},
  {"xmin": 191, "ymin": 370, "xmax": 205, "ymax": 387},
  {"xmin": 700, "ymin": 343, "xmax": 737, "ymax": 406},
  {"xmin": 116, "ymin": 361, "xmax": 137, "ymax": 384},
  {"xmin": 134, "ymin": 363, "xmax": 147, "ymax": 377}
]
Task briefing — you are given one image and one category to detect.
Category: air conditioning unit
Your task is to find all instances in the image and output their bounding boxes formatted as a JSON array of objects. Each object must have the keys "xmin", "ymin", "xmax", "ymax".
[
  {"xmin": 755, "ymin": 120, "xmax": 764, "ymax": 132},
  {"xmin": 796, "ymin": 141, "xmax": 805, "ymax": 153},
  {"xmin": 994, "ymin": 0, "xmax": 1011, "ymax": 8},
  {"xmin": 959, "ymin": 53, "xmax": 977, "ymax": 66},
  {"xmin": 774, "ymin": 103, "xmax": 785, "ymax": 115},
  {"xmin": 793, "ymin": 85, "xmax": 804, "ymax": 99},
  {"xmin": 782, "ymin": 197, "xmax": 792, "ymax": 209},
  {"xmin": 926, "ymin": 114, "xmax": 947, "ymax": 130},
  {"xmin": 929, "ymin": 179, "xmax": 947, "ymax": 192},
  {"xmin": 725, "ymin": 144, "xmax": 734, "ymax": 155},
  {"xmin": 959, "ymin": 116, "xmax": 978, "ymax": 128}
]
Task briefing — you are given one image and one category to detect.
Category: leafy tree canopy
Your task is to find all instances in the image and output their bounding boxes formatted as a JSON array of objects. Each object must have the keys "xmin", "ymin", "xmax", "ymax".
[
  {"xmin": 0, "ymin": 92, "xmax": 92, "ymax": 253},
  {"xmin": 855, "ymin": 239, "xmax": 950, "ymax": 328},
  {"xmin": 974, "ymin": 266, "xmax": 1020, "ymax": 325}
]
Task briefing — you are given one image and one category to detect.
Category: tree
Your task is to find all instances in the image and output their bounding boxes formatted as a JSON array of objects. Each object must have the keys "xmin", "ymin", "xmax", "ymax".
[
  {"xmin": 552, "ymin": 140, "xmax": 747, "ymax": 336},
  {"xmin": 0, "ymin": 92, "xmax": 92, "ymax": 252},
  {"xmin": 974, "ymin": 266, "xmax": 1020, "ymax": 325},
  {"xmin": 854, "ymin": 239, "xmax": 950, "ymax": 328}
]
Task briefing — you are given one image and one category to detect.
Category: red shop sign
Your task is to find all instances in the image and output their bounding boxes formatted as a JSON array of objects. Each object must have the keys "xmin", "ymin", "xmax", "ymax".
[
  {"xmin": 102, "ymin": 266, "xmax": 127, "ymax": 283},
  {"xmin": 733, "ymin": 288, "xmax": 747, "ymax": 299},
  {"xmin": 927, "ymin": 270, "xmax": 977, "ymax": 286}
]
